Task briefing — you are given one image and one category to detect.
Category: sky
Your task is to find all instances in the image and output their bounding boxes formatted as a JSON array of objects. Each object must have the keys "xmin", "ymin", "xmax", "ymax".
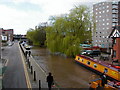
[{"xmin": 0, "ymin": 0, "xmax": 108, "ymax": 34}]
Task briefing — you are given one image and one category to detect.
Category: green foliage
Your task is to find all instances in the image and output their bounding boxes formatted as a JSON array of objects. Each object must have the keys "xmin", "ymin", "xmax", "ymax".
[
  {"xmin": 26, "ymin": 24, "xmax": 46, "ymax": 46},
  {"xmin": 26, "ymin": 5, "xmax": 95, "ymax": 57},
  {"xmin": 2, "ymin": 40, "xmax": 7, "ymax": 43},
  {"xmin": 45, "ymin": 5, "xmax": 95, "ymax": 57}
]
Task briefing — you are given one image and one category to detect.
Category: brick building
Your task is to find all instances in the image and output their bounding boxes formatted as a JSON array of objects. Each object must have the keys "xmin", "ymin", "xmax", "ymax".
[
  {"xmin": 0, "ymin": 28, "xmax": 14, "ymax": 41},
  {"xmin": 109, "ymin": 26, "xmax": 120, "ymax": 62}
]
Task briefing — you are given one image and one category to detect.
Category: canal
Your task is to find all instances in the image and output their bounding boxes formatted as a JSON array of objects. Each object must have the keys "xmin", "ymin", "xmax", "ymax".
[{"xmin": 31, "ymin": 47, "xmax": 100, "ymax": 88}]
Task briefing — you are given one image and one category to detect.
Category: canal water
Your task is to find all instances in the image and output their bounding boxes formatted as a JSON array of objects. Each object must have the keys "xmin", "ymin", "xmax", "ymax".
[{"xmin": 31, "ymin": 47, "xmax": 100, "ymax": 88}]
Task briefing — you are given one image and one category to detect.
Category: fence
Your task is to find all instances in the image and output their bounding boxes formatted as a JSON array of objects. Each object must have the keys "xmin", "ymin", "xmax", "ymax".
[{"xmin": 19, "ymin": 43, "xmax": 60, "ymax": 89}]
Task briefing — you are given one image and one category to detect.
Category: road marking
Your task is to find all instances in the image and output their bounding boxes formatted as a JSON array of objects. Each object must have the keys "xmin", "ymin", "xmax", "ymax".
[
  {"xmin": 18, "ymin": 43, "xmax": 32, "ymax": 89},
  {"xmin": 4, "ymin": 59, "xmax": 8, "ymax": 66}
]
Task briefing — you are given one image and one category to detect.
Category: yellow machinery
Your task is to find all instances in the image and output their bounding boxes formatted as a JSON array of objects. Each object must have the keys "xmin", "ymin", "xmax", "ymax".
[{"xmin": 89, "ymin": 78, "xmax": 120, "ymax": 90}]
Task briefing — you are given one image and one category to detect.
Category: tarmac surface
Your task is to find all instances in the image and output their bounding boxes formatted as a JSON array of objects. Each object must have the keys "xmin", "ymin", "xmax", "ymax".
[
  {"xmin": 2, "ymin": 42, "xmax": 27, "ymax": 88},
  {"xmin": 2, "ymin": 42, "xmax": 55, "ymax": 89}
]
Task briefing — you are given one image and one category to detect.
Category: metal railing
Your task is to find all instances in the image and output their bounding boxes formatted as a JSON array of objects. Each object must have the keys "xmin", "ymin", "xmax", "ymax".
[{"xmin": 19, "ymin": 43, "xmax": 60, "ymax": 89}]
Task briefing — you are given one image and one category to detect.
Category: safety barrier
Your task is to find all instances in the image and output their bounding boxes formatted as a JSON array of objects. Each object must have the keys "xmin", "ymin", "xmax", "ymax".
[{"xmin": 19, "ymin": 43, "xmax": 60, "ymax": 89}]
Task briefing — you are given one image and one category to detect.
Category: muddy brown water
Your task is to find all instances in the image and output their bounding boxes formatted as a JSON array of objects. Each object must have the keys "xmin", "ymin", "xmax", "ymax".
[{"xmin": 31, "ymin": 47, "xmax": 100, "ymax": 88}]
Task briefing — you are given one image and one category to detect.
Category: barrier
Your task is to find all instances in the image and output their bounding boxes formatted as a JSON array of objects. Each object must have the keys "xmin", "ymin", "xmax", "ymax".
[
  {"xmin": 31, "ymin": 66, "xmax": 33, "ymax": 74},
  {"xmin": 19, "ymin": 43, "xmax": 60, "ymax": 89},
  {"xmin": 39, "ymin": 80, "xmax": 41, "ymax": 90},
  {"xmin": 33, "ymin": 71, "xmax": 36, "ymax": 81},
  {"xmin": 28, "ymin": 61, "xmax": 31, "ymax": 69}
]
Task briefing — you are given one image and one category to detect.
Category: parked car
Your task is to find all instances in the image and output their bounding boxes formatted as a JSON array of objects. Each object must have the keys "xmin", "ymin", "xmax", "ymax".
[
  {"xmin": 87, "ymin": 50, "xmax": 101, "ymax": 57},
  {"xmin": 1, "ymin": 47, "xmax": 4, "ymax": 50},
  {"xmin": 8, "ymin": 42, "xmax": 14, "ymax": 46},
  {"xmin": 81, "ymin": 50, "xmax": 92, "ymax": 55},
  {"xmin": 24, "ymin": 43, "xmax": 32, "ymax": 50},
  {"xmin": 81, "ymin": 50, "xmax": 101, "ymax": 57}
]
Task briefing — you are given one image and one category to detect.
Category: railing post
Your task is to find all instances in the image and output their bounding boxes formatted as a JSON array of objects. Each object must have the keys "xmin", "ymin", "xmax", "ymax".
[
  {"xmin": 33, "ymin": 71, "xmax": 36, "ymax": 81},
  {"xmin": 28, "ymin": 61, "xmax": 31, "ymax": 68},
  {"xmin": 31, "ymin": 66, "xmax": 33, "ymax": 74},
  {"xmin": 39, "ymin": 80, "xmax": 41, "ymax": 90}
]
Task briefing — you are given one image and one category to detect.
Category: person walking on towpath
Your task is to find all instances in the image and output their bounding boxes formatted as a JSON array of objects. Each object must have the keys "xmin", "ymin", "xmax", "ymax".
[
  {"xmin": 25, "ymin": 51, "xmax": 28, "ymax": 58},
  {"xmin": 46, "ymin": 72, "xmax": 54, "ymax": 90}
]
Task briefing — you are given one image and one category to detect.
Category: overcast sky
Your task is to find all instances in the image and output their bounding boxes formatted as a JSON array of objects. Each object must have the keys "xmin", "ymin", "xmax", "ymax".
[{"xmin": 0, "ymin": 0, "xmax": 108, "ymax": 34}]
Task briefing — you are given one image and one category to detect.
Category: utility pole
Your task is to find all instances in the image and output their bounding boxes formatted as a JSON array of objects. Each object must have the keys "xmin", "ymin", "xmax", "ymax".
[{"xmin": 0, "ymin": 29, "xmax": 2, "ymax": 59}]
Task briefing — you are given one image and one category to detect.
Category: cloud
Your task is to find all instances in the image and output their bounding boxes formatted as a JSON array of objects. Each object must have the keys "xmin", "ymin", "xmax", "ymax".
[
  {"xmin": 29, "ymin": 0, "xmax": 92, "ymax": 15},
  {"xmin": 0, "ymin": 0, "xmax": 107, "ymax": 34},
  {"xmin": 0, "ymin": 4, "xmax": 47, "ymax": 34}
]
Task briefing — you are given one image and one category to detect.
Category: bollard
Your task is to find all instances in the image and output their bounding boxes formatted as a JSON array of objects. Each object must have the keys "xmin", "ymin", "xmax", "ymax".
[
  {"xmin": 39, "ymin": 80, "xmax": 41, "ymax": 90},
  {"xmin": 33, "ymin": 71, "xmax": 36, "ymax": 81},
  {"xmin": 25, "ymin": 51, "xmax": 28, "ymax": 58},
  {"xmin": 31, "ymin": 66, "xmax": 33, "ymax": 74}
]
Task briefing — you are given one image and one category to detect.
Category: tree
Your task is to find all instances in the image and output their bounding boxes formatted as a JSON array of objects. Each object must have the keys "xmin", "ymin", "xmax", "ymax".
[
  {"xmin": 45, "ymin": 5, "xmax": 95, "ymax": 57},
  {"xmin": 26, "ymin": 23, "xmax": 46, "ymax": 46}
]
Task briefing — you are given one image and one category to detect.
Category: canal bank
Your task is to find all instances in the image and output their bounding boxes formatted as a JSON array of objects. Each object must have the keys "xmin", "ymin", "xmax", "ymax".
[
  {"xmin": 19, "ymin": 43, "xmax": 60, "ymax": 89},
  {"xmin": 30, "ymin": 47, "xmax": 100, "ymax": 88}
]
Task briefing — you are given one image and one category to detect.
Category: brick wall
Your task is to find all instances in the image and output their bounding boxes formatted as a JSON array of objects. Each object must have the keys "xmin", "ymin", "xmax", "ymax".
[{"xmin": 113, "ymin": 38, "xmax": 120, "ymax": 62}]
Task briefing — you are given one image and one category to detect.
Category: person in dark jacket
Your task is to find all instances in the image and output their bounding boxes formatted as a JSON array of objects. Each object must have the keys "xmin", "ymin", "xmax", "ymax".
[
  {"xmin": 25, "ymin": 51, "xmax": 28, "ymax": 58},
  {"xmin": 46, "ymin": 72, "xmax": 54, "ymax": 90},
  {"xmin": 101, "ymin": 73, "xmax": 107, "ymax": 87}
]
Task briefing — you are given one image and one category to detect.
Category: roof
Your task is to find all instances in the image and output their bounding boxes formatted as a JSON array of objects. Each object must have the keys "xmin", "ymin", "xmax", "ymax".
[
  {"xmin": 109, "ymin": 26, "xmax": 120, "ymax": 38},
  {"xmin": 3, "ymin": 29, "xmax": 13, "ymax": 31},
  {"xmin": 77, "ymin": 55, "xmax": 120, "ymax": 71}
]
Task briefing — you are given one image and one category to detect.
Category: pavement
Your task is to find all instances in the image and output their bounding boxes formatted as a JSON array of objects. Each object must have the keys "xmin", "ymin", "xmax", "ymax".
[
  {"xmin": 20, "ymin": 43, "xmax": 60, "ymax": 89},
  {"xmin": 2, "ymin": 42, "xmax": 28, "ymax": 88},
  {"xmin": 28, "ymin": 56, "xmax": 48, "ymax": 88},
  {"xmin": 2, "ymin": 41, "xmax": 57, "ymax": 89}
]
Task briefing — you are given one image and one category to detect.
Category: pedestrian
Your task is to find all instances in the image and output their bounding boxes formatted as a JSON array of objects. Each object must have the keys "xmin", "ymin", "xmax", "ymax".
[
  {"xmin": 101, "ymin": 72, "xmax": 108, "ymax": 87},
  {"xmin": 46, "ymin": 72, "xmax": 54, "ymax": 90},
  {"xmin": 25, "ymin": 51, "xmax": 28, "ymax": 58},
  {"xmin": 28, "ymin": 51, "xmax": 31, "ymax": 57}
]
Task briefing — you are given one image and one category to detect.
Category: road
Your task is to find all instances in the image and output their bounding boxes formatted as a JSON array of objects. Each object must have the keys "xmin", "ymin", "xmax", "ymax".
[{"xmin": 2, "ymin": 42, "xmax": 27, "ymax": 88}]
